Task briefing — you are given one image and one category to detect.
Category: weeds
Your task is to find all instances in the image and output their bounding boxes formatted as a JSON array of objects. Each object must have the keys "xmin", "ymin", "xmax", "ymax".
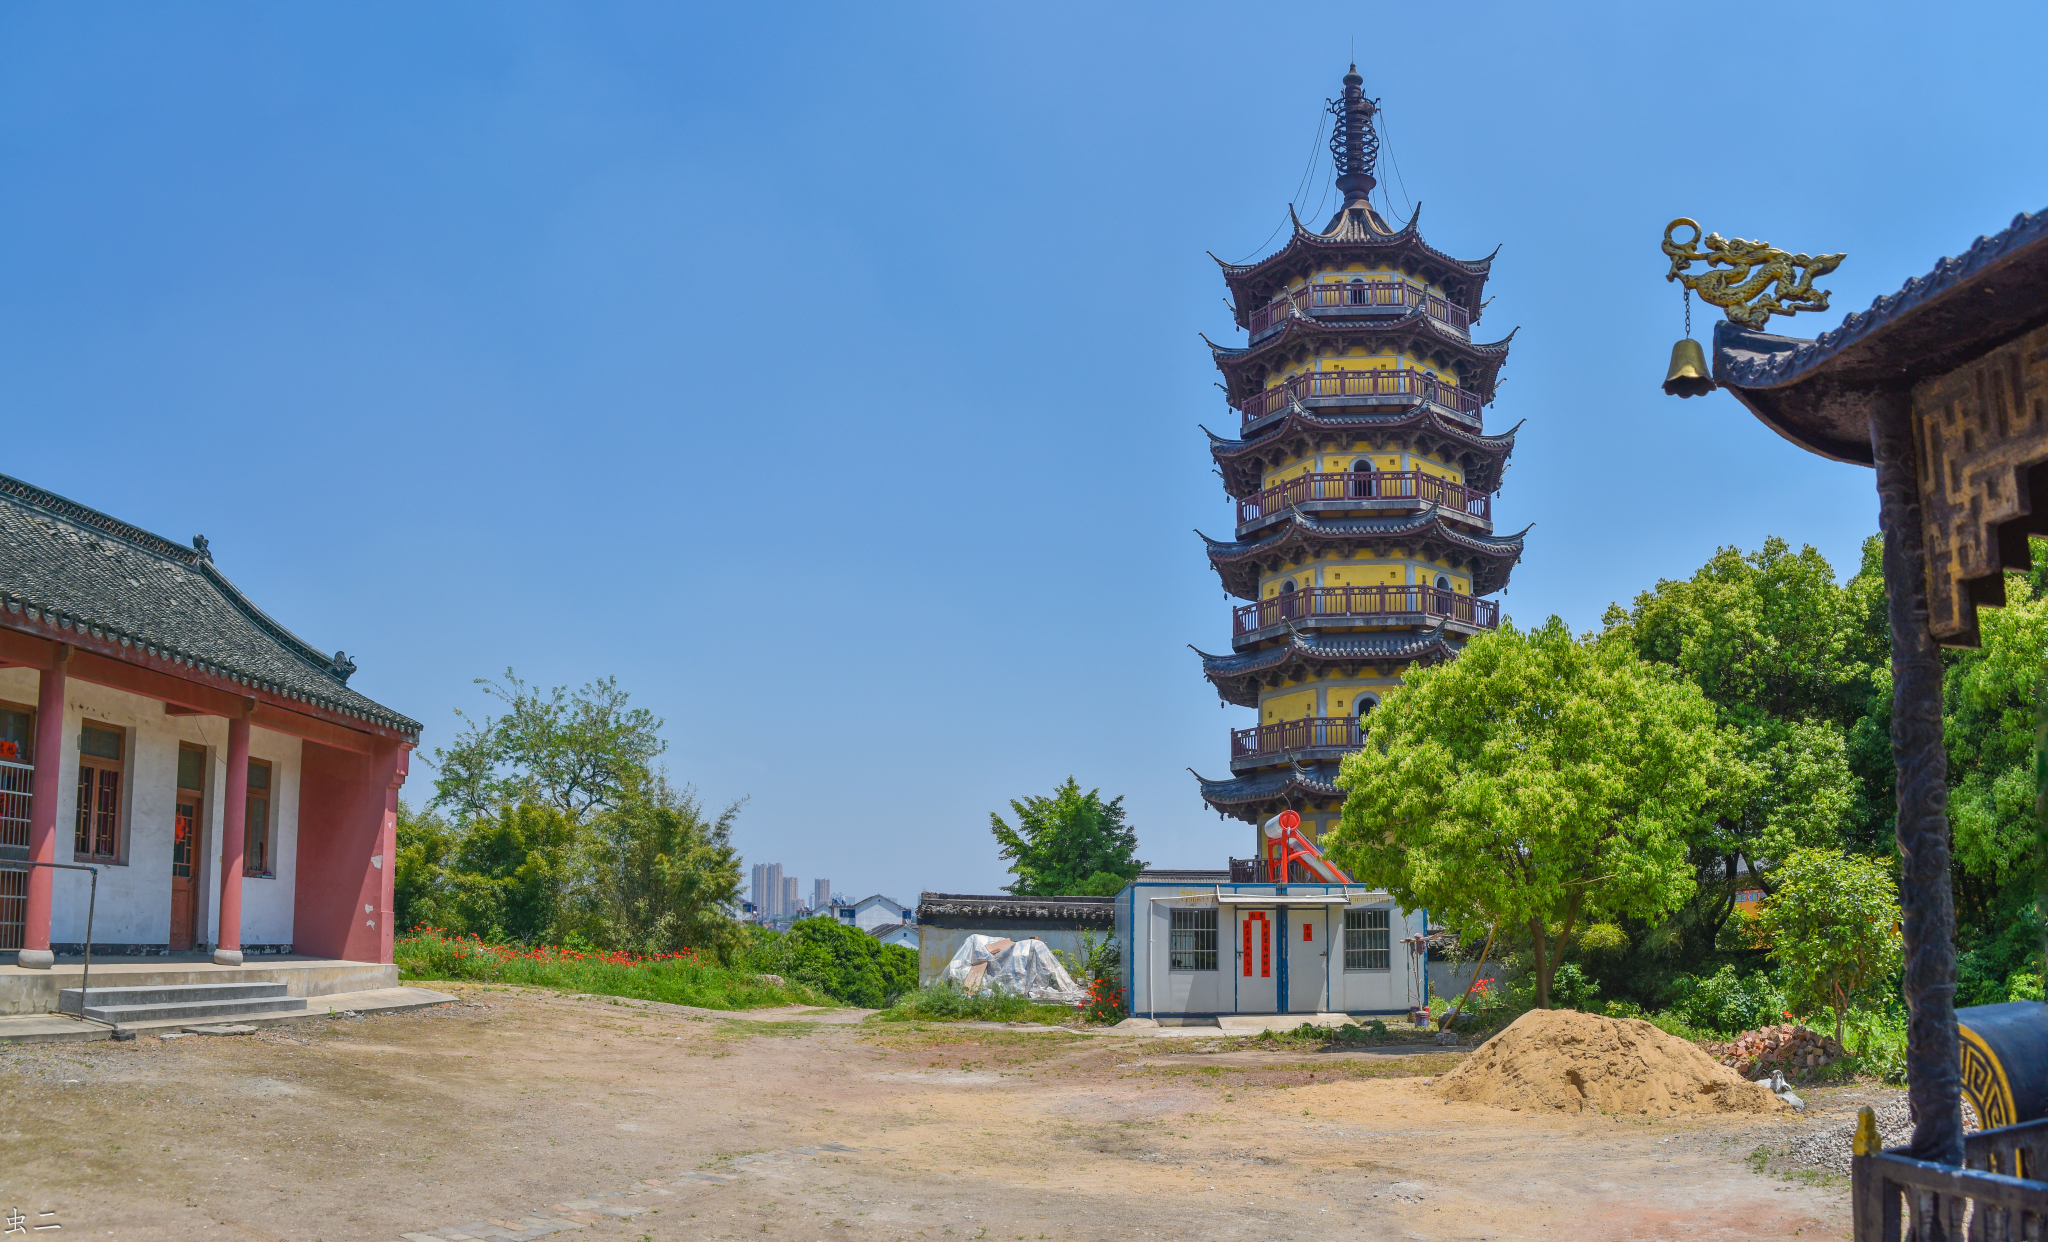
[
  {"xmin": 878, "ymin": 982, "xmax": 1079, "ymax": 1026},
  {"xmin": 397, "ymin": 928, "xmax": 829, "ymax": 1010}
]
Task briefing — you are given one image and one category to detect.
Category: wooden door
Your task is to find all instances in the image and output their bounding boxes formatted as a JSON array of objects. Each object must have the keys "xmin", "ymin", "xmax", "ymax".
[{"xmin": 169, "ymin": 791, "xmax": 199, "ymax": 951}]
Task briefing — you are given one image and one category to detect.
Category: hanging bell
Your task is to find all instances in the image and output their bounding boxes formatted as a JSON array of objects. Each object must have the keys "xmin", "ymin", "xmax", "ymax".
[{"xmin": 1663, "ymin": 337, "xmax": 1715, "ymax": 398}]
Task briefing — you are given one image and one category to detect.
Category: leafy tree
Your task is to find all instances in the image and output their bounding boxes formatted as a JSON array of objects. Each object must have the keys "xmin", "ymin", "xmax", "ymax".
[
  {"xmin": 1327, "ymin": 619, "xmax": 1725, "ymax": 1008},
  {"xmin": 445, "ymin": 803, "xmax": 578, "ymax": 944},
  {"xmin": 1600, "ymin": 537, "xmax": 1873, "ymax": 960},
  {"xmin": 989, "ymin": 778, "xmax": 1145, "ymax": 896},
  {"xmin": 1944, "ymin": 574, "xmax": 2048, "ymax": 883},
  {"xmin": 429, "ymin": 671, "xmax": 666, "ymax": 822},
  {"xmin": 1754, "ymin": 847, "xmax": 1903, "ymax": 1043},
  {"xmin": 583, "ymin": 779, "xmax": 747, "ymax": 959},
  {"xmin": 393, "ymin": 800, "xmax": 455, "ymax": 933}
]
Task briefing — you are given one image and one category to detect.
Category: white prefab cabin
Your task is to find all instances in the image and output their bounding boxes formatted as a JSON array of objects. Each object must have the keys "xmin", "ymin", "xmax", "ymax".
[{"xmin": 1116, "ymin": 873, "xmax": 1429, "ymax": 1018}]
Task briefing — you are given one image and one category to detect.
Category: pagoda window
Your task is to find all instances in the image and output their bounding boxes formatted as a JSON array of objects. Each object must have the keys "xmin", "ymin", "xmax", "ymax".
[
  {"xmin": 1350, "ymin": 458, "xmax": 1377, "ymax": 498},
  {"xmin": 1357, "ymin": 695, "xmax": 1379, "ymax": 718},
  {"xmin": 1345, "ymin": 276, "xmax": 1370, "ymax": 306},
  {"xmin": 1435, "ymin": 575, "xmax": 1451, "ymax": 591},
  {"xmin": 1278, "ymin": 579, "xmax": 1299, "ymax": 620}
]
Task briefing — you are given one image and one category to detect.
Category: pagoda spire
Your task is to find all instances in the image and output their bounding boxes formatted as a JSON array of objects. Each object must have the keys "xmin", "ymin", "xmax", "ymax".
[{"xmin": 1328, "ymin": 64, "xmax": 1379, "ymax": 205}]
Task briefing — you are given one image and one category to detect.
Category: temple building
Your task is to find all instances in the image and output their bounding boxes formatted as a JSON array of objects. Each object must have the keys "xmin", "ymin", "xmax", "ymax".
[{"xmin": 1191, "ymin": 67, "xmax": 1529, "ymax": 856}]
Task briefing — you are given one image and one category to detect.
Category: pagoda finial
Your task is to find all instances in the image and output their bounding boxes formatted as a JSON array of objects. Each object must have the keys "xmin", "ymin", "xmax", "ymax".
[{"xmin": 1328, "ymin": 65, "xmax": 1379, "ymax": 205}]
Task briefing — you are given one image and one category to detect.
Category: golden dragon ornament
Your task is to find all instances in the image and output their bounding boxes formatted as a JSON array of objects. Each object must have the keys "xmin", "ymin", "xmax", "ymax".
[{"xmin": 1662, "ymin": 219, "xmax": 1846, "ymax": 329}]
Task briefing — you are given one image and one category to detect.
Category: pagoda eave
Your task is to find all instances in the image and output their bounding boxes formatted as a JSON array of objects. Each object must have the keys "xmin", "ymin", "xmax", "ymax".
[
  {"xmin": 1206, "ymin": 406, "xmax": 1520, "ymax": 498},
  {"xmin": 1211, "ymin": 318, "xmax": 1512, "ymax": 406},
  {"xmin": 1196, "ymin": 629, "xmax": 1463, "ymax": 707},
  {"xmin": 1202, "ymin": 511, "xmax": 1529, "ymax": 599},
  {"xmin": 1192, "ymin": 766, "xmax": 1346, "ymax": 825},
  {"xmin": 1220, "ymin": 204, "xmax": 1496, "ymax": 327}
]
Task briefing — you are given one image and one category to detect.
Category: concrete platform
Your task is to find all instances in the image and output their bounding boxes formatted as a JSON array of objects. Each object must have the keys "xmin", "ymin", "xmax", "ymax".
[
  {"xmin": 0, "ymin": 955, "xmax": 397, "ymax": 1014},
  {"xmin": 0, "ymin": 984, "xmax": 454, "ymax": 1043}
]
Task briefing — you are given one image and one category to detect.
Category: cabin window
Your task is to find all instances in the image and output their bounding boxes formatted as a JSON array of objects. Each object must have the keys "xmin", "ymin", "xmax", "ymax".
[
  {"xmin": 245, "ymin": 758, "xmax": 273, "ymax": 877},
  {"xmin": 75, "ymin": 723, "xmax": 124, "ymax": 863},
  {"xmin": 1345, "ymin": 908, "xmax": 1391, "ymax": 971},
  {"xmin": 1169, "ymin": 908, "xmax": 1218, "ymax": 971}
]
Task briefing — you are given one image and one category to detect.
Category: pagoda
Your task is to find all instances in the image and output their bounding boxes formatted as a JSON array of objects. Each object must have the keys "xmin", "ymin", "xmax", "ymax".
[{"xmin": 1190, "ymin": 67, "xmax": 1529, "ymax": 858}]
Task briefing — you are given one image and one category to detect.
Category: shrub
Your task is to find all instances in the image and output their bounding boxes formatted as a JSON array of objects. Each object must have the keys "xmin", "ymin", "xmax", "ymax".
[
  {"xmin": 1082, "ymin": 974, "xmax": 1126, "ymax": 1024},
  {"xmin": 740, "ymin": 917, "xmax": 916, "ymax": 1008},
  {"xmin": 394, "ymin": 927, "xmax": 822, "ymax": 1009},
  {"xmin": 2008, "ymin": 972, "xmax": 2044, "ymax": 1003},
  {"xmin": 1669, "ymin": 965, "xmax": 1785, "ymax": 1035}
]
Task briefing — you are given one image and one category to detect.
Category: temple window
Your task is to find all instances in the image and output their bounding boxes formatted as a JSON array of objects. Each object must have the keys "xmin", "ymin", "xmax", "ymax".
[
  {"xmin": 245, "ymin": 759, "xmax": 273, "ymax": 877},
  {"xmin": 75, "ymin": 722, "xmax": 124, "ymax": 863}
]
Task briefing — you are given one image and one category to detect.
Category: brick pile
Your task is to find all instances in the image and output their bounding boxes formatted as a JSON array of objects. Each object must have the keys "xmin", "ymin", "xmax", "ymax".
[{"xmin": 1707, "ymin": 1023, "xmax": 1846, "ymax": 1079}]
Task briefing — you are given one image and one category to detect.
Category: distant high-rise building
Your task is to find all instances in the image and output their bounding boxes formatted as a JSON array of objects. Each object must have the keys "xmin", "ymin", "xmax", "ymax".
[
  {"xmin": 751, "ymin": 862, "xmax": 784, "ymax": 920},
  {"xmin": 813, "ymin": 879, "xmax": 831, "ymax": 913},
  {"xmin": 783, "ymin": 875, "xmax": 800, "ymax": 915}
]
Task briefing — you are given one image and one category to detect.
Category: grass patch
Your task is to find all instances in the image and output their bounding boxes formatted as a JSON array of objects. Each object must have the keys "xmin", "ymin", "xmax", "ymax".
[
  {"xmin": 396, "ymin": 929, "xmax": 831, "ymax": 1010},
  {"xmin": 877, "ymin": 983, "xmax": 1080, "ymax": 1026},
  {"xmin": 1216, "ymin": 1020, "xmax": 1442, "ymax": 1053}
]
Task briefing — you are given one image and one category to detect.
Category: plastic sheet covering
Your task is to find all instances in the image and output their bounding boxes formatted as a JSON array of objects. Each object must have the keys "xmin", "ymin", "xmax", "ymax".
[{"xmin": 940, "ymin": 934, "xmax": 1087, "ymax": 1003}]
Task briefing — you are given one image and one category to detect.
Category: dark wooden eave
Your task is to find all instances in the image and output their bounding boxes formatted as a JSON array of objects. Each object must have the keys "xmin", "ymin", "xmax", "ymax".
[
  {"xmin": 1206, "ymin": 313, "xmax": 1514, "ymax": 407},
  {"xmin": 1712, "ymin": 207, "xmax": 2048, "ymax": 466},
  {"xmin": 1193, "ymin": 628, "xmax": 1462, "ymax": 707},
  {"xmin": 1200, "ymin": 507, "xmax": 1530, "ymax": 600},
  {"xmin": 1191, "ymin": 765, "xmax": 1345, "ymax": 825},
  {"xmin": 1205, "ymin": 402, "xmax": 1520, "ymax": 499},
  {"xmin": 1216, "ymin": 202, "xmax": 1498, "ymax": 328}
]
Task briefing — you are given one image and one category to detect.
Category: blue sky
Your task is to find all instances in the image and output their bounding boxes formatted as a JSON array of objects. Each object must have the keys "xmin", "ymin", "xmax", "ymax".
[{"xmin": 2, "ymin": 3, "xmax": 2043, "ymax": 902}]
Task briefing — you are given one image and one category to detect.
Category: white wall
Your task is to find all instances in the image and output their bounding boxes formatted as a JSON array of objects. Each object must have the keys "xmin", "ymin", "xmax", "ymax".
[
  {"xmin": 1126, "ymin": 882, "xmax": 1427, "ymax": 1017},
  {"xmin": 0, "ymin": 668, "xmax": 301, "ymax": 949},
  {"xmin": 854, "ymin": 898, "xmax": 909, "ymax": 931}
]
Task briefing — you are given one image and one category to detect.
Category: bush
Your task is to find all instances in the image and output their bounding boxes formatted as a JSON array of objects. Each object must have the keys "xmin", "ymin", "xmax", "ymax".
[
  {"xmin": 738, "ymin": 917, "xmax": 916, "ymax": 1008},
  {"xmin": 1668, "ymin": 965, "xmax": 1785, "ymax": 1035}
]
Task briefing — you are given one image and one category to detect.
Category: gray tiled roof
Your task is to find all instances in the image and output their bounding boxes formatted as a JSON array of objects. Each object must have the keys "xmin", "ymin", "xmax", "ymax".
[{"xmin": 0, "ymin": 473, "xmax": 419, "ymax": 737}]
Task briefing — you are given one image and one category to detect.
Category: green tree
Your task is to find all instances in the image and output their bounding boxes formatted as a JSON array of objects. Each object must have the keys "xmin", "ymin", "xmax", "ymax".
[
  {"xmin": 445, "ymin": 803, "xmax": 578, "ymax": 944},
  {"xmin": 393, "ymin": 800, "xmax": 456, "ymax": 934},
  {"xmin": 429, "ymin": 671, "xmax": 666, "ymax": 823},
  {"xmin": 1600, "ymin": 537, "xmax": 1874, "ymax": 960},
  {"xmin": 989, "ymin": 778, "xmax": 1145, "ymax": 896},
  {"xmin": 583, "ymin": 779, "xmax": 747, "ymax": 959},
  {"xmin": 1754, "ymin": 847, "xmax": 1903, "ymax": 1043},
  {"xmin": 1326, "ymin": 619, "xmax": 1725, "ymax": 1008}
]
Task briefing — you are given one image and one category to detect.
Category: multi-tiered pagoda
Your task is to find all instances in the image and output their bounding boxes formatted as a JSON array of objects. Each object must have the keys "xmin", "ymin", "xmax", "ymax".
[{"xmin": 1192, "ymin": 67, "xmax": 1528, "ymax": 859}]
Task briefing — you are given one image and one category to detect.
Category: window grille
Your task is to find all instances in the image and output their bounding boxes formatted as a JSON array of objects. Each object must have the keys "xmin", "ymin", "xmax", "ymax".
[
  {"xmin": 1345, "ymin": 908, "xmax": 1390, "ymax": 971},
  {"xmin": 1169, "ymin": 907, "xmax": 1218, "ymax": 971},
  {"xmin": 245, "ymin": 759, "xmax": 272, "ymax": 876},
  {"xmin": 75, "ymin": 723, "xmax": 123, "ymax": 863}
]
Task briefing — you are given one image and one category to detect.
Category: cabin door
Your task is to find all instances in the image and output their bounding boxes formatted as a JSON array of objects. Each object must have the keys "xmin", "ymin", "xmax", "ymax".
[
  {"xmin": 1287, "ymin": 906, "xmax": 1331, "ymax": 1012},
  {"xmin": 1233, "ymin": 908, "xmax": 1276, "ymax": 1012}
]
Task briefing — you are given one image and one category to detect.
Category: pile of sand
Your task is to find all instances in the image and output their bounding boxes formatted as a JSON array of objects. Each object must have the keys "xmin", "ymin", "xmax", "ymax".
[{"xmin": 1438, "ymin": 1008, "xmax": 1786, "ymax": 1116}]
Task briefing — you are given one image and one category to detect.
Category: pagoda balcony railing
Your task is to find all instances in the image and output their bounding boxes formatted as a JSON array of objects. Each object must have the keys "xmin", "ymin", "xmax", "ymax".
[
  {"xmin": 1233, "ymin": 585, "xmax": 1498, "ymax": 638},
  {"xmin": 1249, "ymin": 280, "xmax": 1471, "ymax": 337},
  {"xmin": 1231, "ymin": 716, "xmax": 1362, "ymax": 762},
  {"xmin": 1238, "ymin": 470, "xmax": 1490, "ymax": 526},
  {"xmin": 1239, "ymin": 367, "xmax": 1483, "ymax": 426}
]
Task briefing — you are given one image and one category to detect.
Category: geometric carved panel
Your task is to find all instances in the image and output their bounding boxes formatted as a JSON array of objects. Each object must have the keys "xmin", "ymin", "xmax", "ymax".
[{"xmin": 1914, "ymin": 320, "xmax": 2048, "ymax": 647}]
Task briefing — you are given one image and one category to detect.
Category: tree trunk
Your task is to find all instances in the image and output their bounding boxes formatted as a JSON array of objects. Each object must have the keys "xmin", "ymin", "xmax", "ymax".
[
  {"xmin": 1871, "ymin": 394, "xmax": 1964, "ymax": 1169},
  {"xmin": 1529, "ymin": 917, "xmax": 1550, "ymax": 1008}
]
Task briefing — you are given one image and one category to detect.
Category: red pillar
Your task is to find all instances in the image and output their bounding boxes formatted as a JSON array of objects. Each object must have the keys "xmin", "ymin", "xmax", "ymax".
[
  {"xmin": 18, "ymin": 660, "xmax": 66, "ymax": 969},
  {"xmin": 215, "ymin": 715, "xmax": 251, "ymax": 965}
]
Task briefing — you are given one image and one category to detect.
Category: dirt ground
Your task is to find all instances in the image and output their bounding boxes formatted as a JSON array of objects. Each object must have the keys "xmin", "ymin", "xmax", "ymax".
[{"xmin": 0, "ymin": 989, "xmax": 1864, "ymax": 1241}]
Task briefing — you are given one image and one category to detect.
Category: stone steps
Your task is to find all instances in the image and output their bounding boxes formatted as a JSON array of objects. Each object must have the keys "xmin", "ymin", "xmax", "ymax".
[{"xmin": 58, "ymin": 980, "xmax": 308, "ymax": 1024}]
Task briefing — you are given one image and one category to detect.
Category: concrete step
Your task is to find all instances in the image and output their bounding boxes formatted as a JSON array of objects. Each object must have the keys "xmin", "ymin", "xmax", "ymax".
[
  {"xmin": 76, "ymin": 994, "xmax": 309, "ymax": 1024},
  {"xmin": 59, "ymin": 981, "xmax": 290, "ymax": 1013}
]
